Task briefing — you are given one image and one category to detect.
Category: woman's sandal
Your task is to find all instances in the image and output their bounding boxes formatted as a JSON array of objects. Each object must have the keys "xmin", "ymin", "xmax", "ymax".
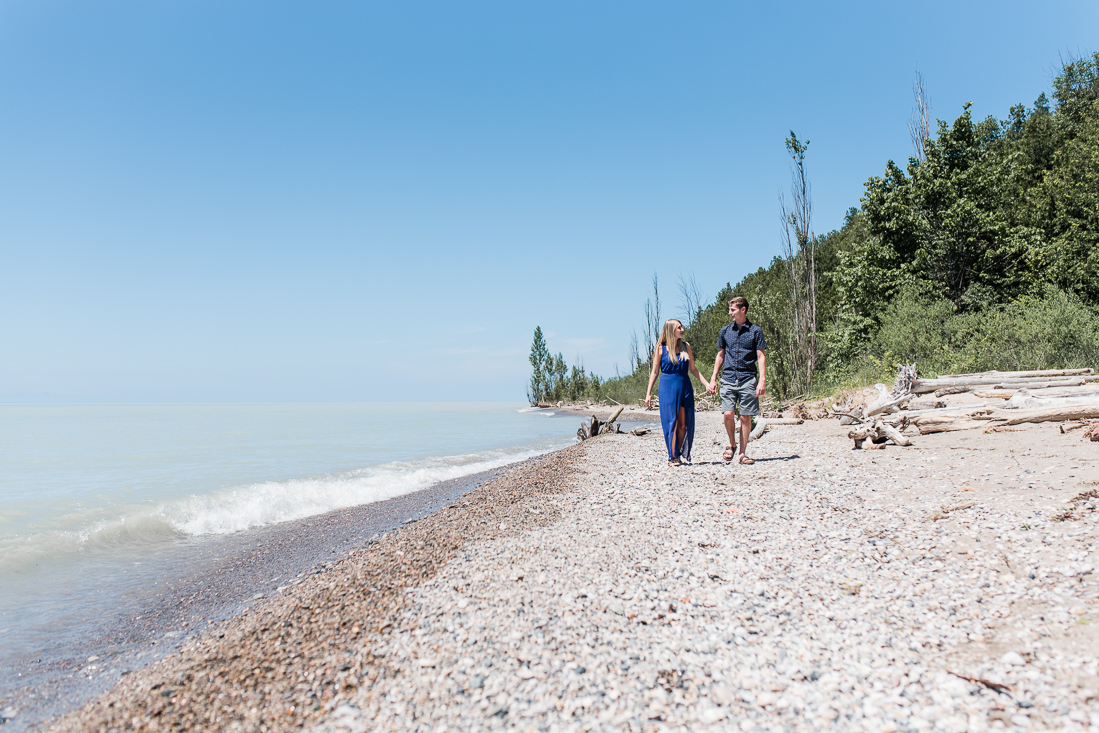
[
  {"xmin": 722, "ymin": 446, "xmax": 734, "ymax": 462},
  {"xmin": 738, "ymin": 455, "xmax": 755, "ymax": 465}
]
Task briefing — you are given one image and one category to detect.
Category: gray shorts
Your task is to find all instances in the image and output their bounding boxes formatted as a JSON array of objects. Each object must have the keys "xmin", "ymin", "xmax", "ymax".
[{"xmin": 720, "ymin": 377, "xmax": 760, "ymax": 416}]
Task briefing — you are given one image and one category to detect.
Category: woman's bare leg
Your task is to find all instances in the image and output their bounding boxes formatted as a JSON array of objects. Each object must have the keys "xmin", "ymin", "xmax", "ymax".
[
  {"xmin": 676, "ymin": 406, "xmax": 687, "ymax": 457},
  {"xmin": 667, "ymin": 414, "xmax": 679, "ymax": 461}
]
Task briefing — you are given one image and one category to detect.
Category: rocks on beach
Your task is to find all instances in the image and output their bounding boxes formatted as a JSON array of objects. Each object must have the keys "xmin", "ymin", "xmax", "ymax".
[{"xmin": 48, "ymin": 414, "xmax": 1099, "ymax": 732}]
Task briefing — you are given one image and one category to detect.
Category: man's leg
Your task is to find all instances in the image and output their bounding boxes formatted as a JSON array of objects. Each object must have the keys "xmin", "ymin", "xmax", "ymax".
[
  {"xmin": 737, "ymin": 377, "xmax": 760, "ymax": 463},
  {"xmin": 738, "ymin": 414, "xmax": 752, "ymax": 456},
  {"xmin": 722, "ymin": 411, "xmax": 738, "ymax": 459}
]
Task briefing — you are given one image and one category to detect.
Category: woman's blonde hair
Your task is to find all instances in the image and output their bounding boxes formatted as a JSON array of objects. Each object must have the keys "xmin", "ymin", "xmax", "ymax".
[{"xmin": 659, "ymin": 319, "xmax": 684, "ymax": 364}]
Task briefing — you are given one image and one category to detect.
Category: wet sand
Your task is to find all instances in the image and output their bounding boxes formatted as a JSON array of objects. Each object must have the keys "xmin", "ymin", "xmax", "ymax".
[{"xmin": 2, "ymin": 465, "xmax": 510, "ymax": 732}]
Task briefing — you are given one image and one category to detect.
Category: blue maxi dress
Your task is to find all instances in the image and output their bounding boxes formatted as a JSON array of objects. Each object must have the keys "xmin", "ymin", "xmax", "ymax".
[{"xmin": 658, "ymin": 345, "xmax": 695, "ymax": 462}]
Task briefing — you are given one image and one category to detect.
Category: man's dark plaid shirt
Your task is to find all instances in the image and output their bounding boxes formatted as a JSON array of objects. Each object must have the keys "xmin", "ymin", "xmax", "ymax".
[{"xmin": 717, "ymin": 320, "xmax": 767, "ymax": 381}]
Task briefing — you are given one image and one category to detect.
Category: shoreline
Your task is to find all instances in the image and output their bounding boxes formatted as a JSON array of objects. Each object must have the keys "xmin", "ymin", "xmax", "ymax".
[
  {"xmin": 38, "ymin": 444, "xmax": 590, "ymax": 733},
  {"xmin": 2, "ymin": 457, "xmax": 537, "ymax": 732},
  {"xmin": 40, "ymin": 414, "xmax": 1099, "ymax": 731}
]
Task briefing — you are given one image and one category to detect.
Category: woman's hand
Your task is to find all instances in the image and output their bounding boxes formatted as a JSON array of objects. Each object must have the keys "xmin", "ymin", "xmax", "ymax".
[{"xmin": 644, "ymin": 395, "xmax": 652, "ymax": 409}]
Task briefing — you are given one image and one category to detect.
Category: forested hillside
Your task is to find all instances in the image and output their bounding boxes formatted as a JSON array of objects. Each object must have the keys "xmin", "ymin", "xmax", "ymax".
[{"xmin": 530, "ymin": 53, "xmax": 1099, "ymax": 404}]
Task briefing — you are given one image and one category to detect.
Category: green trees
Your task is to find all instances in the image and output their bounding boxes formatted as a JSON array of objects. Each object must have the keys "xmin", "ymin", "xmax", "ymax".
[
  {"xmin": 1041, "ymin": 98, "xmax": 1099, "ymax": 301},
  {"xmin": 828, "ymin": 52, "xmax": 1099, "ymax": 382},
  {"xmin": 530, "ymin": 53, "xmax": 1099, "ymax": 402},
  {"xmin": 729, "ymin": 53, "xmax": 1099, "ymax": 392},
  {"xmin": 857, "ymin": 104, "xmax": 1044, "ymax": 310},
  {"xmin": 527, "ymin": 326, "xmax": 551, "ymax": 403},
  {"xmin": 526, "ymin": 327, "xmax": 603, "ymax": 405}
]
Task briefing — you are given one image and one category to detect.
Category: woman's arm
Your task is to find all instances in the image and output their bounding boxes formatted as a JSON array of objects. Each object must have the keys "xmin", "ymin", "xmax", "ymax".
[
  {"xmin": 644, "ymin": 345, "xmax": 661, "ymax": 408},
  {"xmin": 685, "ymin": 343, "xmax": 710, "ymax": 392}
]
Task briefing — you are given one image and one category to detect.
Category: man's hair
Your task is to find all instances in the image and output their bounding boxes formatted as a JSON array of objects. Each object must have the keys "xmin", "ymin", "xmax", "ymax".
[{"xmin": 729, "ymin": 296, "xmax": 749, "ymax": 313}]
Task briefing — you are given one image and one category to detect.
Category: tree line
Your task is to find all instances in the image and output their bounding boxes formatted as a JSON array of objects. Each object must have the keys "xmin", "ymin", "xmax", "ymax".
[
  {"xmin": 531, "ymin": 53, "xmax": 1099, "ymax": 404},
  {"xmin": 526, "ymin": 326, "xmax": 605, "ymax": 404}
]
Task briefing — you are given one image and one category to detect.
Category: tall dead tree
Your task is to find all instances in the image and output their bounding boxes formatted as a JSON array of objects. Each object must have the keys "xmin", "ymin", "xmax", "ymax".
[
  {"xmin": 779, "ymin": 132, "xmax": 817, "ymax": 395},
  {"xmin": 908, "ymin": 70, "xmax": 932, "ymax": 163},
  {"xmin": 628, "ymin": 330, "xmax": 641, "ymax": 371},
  {"xmin": 678, "ymin": 273, "xmax": 704, "ymax": 329},
  {"xmin": 643, "ymin": 273, "xmax": 661, "ymax": 361}
]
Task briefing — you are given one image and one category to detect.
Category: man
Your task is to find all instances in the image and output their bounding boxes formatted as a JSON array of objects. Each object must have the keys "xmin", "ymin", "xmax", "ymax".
[{"xmin": 706, "ymin": 296, "xmax": 767, "ymax": 464}]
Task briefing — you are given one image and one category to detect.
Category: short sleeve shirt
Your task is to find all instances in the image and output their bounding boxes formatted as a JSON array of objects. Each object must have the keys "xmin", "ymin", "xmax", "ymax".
[{"xmin": 717, "ymin": 320, "xmax": 767, "ymax": 381}]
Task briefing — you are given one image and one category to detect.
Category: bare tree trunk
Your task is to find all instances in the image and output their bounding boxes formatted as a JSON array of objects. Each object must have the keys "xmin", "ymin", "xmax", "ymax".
[
  {"xmin": 643, "ymin": 273, "xmax": 661, "ymax": 359},
  {"xmin": 678, "ymin": 274, "xmax": 704, "ymax": 329},
  {"xmin": 779, "ymin": 132, "xmax": 817, "ymax": 395},
  {"xmin": 628, "ymin": 330, "xmax": 641, "ymax": 371},
  {"xmin": 908, "ymin": 70, "xmax": 932, "ymax": 163}
]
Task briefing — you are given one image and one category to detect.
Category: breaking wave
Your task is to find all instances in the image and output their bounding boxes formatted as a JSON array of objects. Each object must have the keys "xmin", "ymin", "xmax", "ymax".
[{"xmin": 0, "ymin": 439, "xmax": 570, "ymax": 574}]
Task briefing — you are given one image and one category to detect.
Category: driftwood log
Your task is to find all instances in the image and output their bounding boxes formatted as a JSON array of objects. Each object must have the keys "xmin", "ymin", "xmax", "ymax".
[
  {"xmin": 911, "ymin": 414, "xmax": 996, "ymax": 434},
  {"xmin": 746, "ymin": 417, "xmax": 804, "ymax": 442},
  {"xmin": 835, "ymin": 411, "xmax": 861, "ymax": 426},
  {"xmin": 1003, "ymin": 392, "xmax": 1099, "ymax": 410},
  {"xmin": 994, "ymin": 378, "xmax": 1096, "ymax": 390},
  {"xmin": 866, "ymin": 393, "xmax": 914, "ymax": 417},
  {"xmin": 915, "ymin": 376, "xmax": 1095, "ymax": 393},
  {"xmin": 848, "ymin": 419, "xmax": 912, "ymax": 448},
  {"xmin": 576, "ymin": 406, "xmax": 627, "ymax": 441},
  {"xmin": 877, "ymin": 421, "xmax": 912, "ymax": 446},
  {"xmin": 986, "ymin": 385, "xmax": 1099, "ymax": 399},
  {"xmin": 909, "ymin": 397, "xmax": 946, "ymax": 410},
  {"xmin": 749, "ymin": 419, "xmax": 767, "ymax": 442},
  {"xmin": 847, "ymin": 425, "xmax": 886, "ymax": 450},
  {"xmin": 910, "ymin": 404, "xmax": 1099, "ymax": 434},
  {"xmin": 893, "ymin": 363, "xmax": 918, "ymax": 396},
  {"xmin": 993, "ymin": 405, "xmax": 1099, "ymax": 426},
  {"xmin": 935, "ymin": 368, "xmax": 1093, "ymax": 380}
]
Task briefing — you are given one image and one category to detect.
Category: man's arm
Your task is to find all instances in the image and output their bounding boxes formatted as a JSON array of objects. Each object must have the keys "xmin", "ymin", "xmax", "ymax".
[
  {"xmin": 756, "ymin": 349, "xmax": 766, "ymax": 396},
  {"xmin": 708, "ymin": 350, "xmax": 723, "ymax": 394}
]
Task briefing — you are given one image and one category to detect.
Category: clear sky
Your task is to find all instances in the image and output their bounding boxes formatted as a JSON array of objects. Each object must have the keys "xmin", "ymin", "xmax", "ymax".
[{"xmin": 1, "ymin": 1, "xmax": 1095, "ymax": 401}]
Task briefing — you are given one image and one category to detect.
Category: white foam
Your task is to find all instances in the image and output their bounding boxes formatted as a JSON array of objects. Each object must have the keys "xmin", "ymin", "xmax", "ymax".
[
  {"xmin": 167, "ymin": 442, "xmax": 565, "ymax": 536},
  {"xmin": 0, "ymin": 438, "xmax": 572, "ymax": 573}
]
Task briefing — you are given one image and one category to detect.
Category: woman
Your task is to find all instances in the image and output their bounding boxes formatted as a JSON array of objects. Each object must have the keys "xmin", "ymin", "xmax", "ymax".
[{"xmin": 644, "ymin": 319, "xmax": 711, "ymax": 466}]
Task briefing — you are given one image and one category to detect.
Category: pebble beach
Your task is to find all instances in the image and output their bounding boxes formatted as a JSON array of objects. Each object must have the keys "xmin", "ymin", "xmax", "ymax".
[{"xmin": 44, "ymin": 412, "xmax": 1099, "ymax": 732}]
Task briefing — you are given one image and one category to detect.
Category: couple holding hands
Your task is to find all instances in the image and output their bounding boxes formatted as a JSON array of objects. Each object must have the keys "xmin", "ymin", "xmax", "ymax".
[{"xmin": 643, "ymin": 296, "xmax": 767, "ymax": 467}]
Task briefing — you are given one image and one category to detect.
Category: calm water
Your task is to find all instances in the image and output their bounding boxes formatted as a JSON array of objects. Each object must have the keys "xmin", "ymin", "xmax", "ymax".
[{"xmin": 0, "ymin": 402, "xmax": 579, "ymax": 676}]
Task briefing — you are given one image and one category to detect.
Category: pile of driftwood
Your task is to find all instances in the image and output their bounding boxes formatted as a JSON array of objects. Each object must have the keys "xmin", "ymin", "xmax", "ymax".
[
  {"xmin": 836, "ymin": 367, "xmax": 1099, "ymax": 448},
  {"xmin": 577, "ymin": 406, "xmax": 625, "ymax": 441}
]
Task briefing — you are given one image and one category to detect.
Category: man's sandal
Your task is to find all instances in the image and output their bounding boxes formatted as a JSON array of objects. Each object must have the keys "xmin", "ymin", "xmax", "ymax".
[
  {"xmin": 738, "ymin": 455, "xmax": 755, "ymax": 465},
  {"xmin": 722, "ymin": 446, "xmax": 734, "ymax": 462}
]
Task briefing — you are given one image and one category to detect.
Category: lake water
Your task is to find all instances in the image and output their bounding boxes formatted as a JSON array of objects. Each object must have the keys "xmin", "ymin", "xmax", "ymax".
[{"xmin": 0, "ymin": 402, "xmax": 581, "ymax": 700}]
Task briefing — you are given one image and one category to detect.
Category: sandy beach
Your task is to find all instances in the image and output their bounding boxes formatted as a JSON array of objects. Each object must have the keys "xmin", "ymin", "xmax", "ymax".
[{"xmin": 40, "ymin": 412, "xmax": 1099, "ymax": 732}]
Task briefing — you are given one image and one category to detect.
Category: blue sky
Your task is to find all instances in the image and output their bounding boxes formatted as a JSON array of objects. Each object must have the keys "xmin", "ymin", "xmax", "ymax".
[{"xmin": 1, "ymin": 0, "xmax": 1095, "ymax": 401}]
